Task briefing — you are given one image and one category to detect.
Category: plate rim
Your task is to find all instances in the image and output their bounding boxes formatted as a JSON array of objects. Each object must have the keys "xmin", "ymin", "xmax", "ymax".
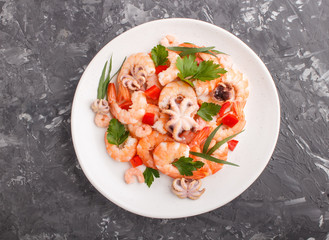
[{"xmin": 71, "ymin": 18, "xmax": 281, "ymax": 219}]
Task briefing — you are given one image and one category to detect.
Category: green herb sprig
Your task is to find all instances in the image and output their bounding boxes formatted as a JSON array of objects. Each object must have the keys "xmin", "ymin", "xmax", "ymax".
[
  {"xmin": 167, "ymin": 46, "xmax": 226, "ymax": 57},
  {"xmin": 189, "ymin": 125, "xmax": 244, "ymax": 167},
  {"xmin": 175, "ymin": 55, "xmax": 227, "ymax": 87},
  {"xmin": 97, "ymin": 56, "xmax": 126, "ymax": 100},
  {"xmin": 143, "ymin": 167, "xmax": 160, "ymax": 187},
  {"xmin": 106, "ymin": 119, "xmax": 129, "ymax": 146},
  {"xmin": 172, "ymin": 156, "xmax": 204, "ymax": 176},
  {"xmin": 151, "ymin": 44, "xmax": 168, "ymax": 66},
  {"xmin": 197, "ymin": 102, "xmax": 221, "ymax": 121}
]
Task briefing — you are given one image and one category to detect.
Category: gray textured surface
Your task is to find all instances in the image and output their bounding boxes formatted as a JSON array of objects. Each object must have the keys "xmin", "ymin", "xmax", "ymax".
[{"xmin": 1, "ymin": 0, "xmax": 329, "ymax": 239}]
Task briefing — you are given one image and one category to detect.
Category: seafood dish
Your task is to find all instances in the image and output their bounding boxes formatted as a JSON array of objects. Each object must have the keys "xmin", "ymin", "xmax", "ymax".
[{"xmin": 90, "ymin": 35, "xmax": 249, "ymax": 200}]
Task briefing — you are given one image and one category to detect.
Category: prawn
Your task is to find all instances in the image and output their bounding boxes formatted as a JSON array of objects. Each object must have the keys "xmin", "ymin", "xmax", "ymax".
[
  {"xmin": 104, "ymin": 133, "xmax": 138, "ymax": 162},
  {"xmin": 117, "ymin": 81, "xmax": 131, "ymax": 103},
  {"xmin": 124, "ymin": 167, "xmax": 144, "ymax": 184},
  {"xmin": 158, "ymin": 51, "xmax": 180, "ymax": 86},
  {"xmin": 215, "ymin": 101, "xmax": 246, "ymax": 141},
  {"xmin": 152, "ymin": 112, "xmax": 169, "ymax": 134},
  {"xmin": 188, "ymin": 127, "xmax": 228, "ymax": 178},
  {"xmin": 153, "ymin": 142, "xmax": 189, "ymax": 179},
  {"xmin": 137, "ymin": 131, "xmax": 173, "ymax": 169},
  {"xmin": 108, "ymin": 83, "xmax": 147, "ymax": 124},
  {"xmin": 128, "ymin": 123, "xmax": 152, "ymax": 138},
  {"xmin": 207, "ymin": 142, "xmax": 228, "ymax": 174},
  {"xmin": 160, "ymin": 35, "xmax": 179, "ymax": 47},
  {"xmin": 128, "ymin": 104, "xmax": 160, "ymax": 138},
  {"xmin": 194, "ymin": 66, "xmax": 248, "ymax": 106},
  {"xmin": 94, "ymin": 113, "xmax": 111, "ymax": 128},
  {"xmin": 118, "ymin": 53, "xmax": 155, "ymax": 91},
  {"xmin": 158, "ymin": 80, "xmax": 198, "ymax": 110}
]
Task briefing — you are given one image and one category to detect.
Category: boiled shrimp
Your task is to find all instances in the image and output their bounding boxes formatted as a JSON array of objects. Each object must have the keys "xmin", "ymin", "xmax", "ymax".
[
  {"xmin": 160, "ymin": 35, "xmax": 179, "ymax": 47},
  {"xmin": 152, "ymin": 112, "xmax": 169, "ymax": 134},
  {"xmin": 128, "ymin": 123, "xmax": 152, "ymax": 138},
  {"xmin": 128, "ymin": 104, "xmax": 160, "ymax": 138},
  {"xmin": 158, "ymin": 80, "xmax": 198, "ymax": 110},
  {"xmin": 94, "ymin": 113, "xmax": 111, "ymax": 128},
  {"xmin": 188, "ymin": 127, "xmax": 228, "ymax": 178},
  {"xmin": 137, "ymin": 131, "xmax": 173, "ymax": 169},
  {"xmin": 153, "ymin": 141, "xmax": 190, "ymax": 179},
  {"xmin": 195, "ymin": 66, "xmax": 248, "ymax": 106},
  {"xmin": 104, "ymin": 133, "xmax": 138, "ymax": 162},
  {"xmin": 118, "ymin": 53, "xmax": 155, "ymax": 91},
  {"xmin": 108, "ymin": 83, "xmax": 147, "ymax": 124},
  {"xmin": 215, "ymin": 101, "xmax": 246, "ymax": 141},
  {"xmin": 207, "ymin": 142, "xmax": 228, "ymax": 174},
  {"xmin": 124, "ymin": 167, "xmax": 144, "ymax": 184},
  {"xmin": 158, "ymin": 51, "xmax": 180, "ymax": 86},
  {"xmin": 117, "ymin": 81, "xmax": 131, "ymax": 103}
]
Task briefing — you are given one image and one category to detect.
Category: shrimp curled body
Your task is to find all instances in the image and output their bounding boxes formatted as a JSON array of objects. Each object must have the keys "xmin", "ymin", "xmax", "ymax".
[
  {"xmin": 158, "ymin": 51, "xmax": 180, "ymax": 86},
  {"xmin": 105, "ymin": 133, "xmax": 138, "ymax": 162},
  {"xmin": 124, "ymin": 167, "xmax": 145, "ymax": 184},
  {"xmin": 153, "ymin": 142, "xmax": 190, "ymax": 179},
  {"xmin": 137, "ymin": 131, "xmax": 173, "ymax": 169},
  {"xmin": 108, "ymin": 83, "xmax": 147, "ymax": 124},
  {"xmin": 94, "ymin": 113, "xmax": 111, "ymax": 128},
  {"xmin": 119, "ymin": 53, "xmax": 156, "ymax": 91}
]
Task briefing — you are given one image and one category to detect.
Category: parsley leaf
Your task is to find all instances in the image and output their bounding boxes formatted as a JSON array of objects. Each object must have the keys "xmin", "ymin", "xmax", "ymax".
[
  {"xmin": 175, "ymin": 55, "xmax": 227, "ymax": 87},
  {"xmin": 151, "ymin": 44, "xmax": 168, "ymax": 67},
  {"xmin": 176, "ymin": 55, "xmax": 198, "ymax": 87},
  {"xmin": 106, "ymin": 119, "xmax": 129, "ymax": 146},
  {"xmin": 194, "ymin": 60, "xmax": 227, "ymax": 81},
  {"xmin": 172, "ymin": 156, "xmax": 204, "ymax": 176},
  {"xmin": 143, "ymin": 167, "xmax": 160, "ymax": 187},
  {"xmin": 197, "ymin": 102, "xmax": 221, "ymax": 121}
]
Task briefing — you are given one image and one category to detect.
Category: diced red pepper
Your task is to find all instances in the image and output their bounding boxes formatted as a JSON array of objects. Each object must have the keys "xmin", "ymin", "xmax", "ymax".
[
  {"xmin": 119, "ymin": 100, "xmax": 132, "ymax": 110},
  {"xmin": 144, "ymin": 85, "xmax": 161, "ymax": 100},
  {"xmin": 228, "ymin": 140, "xmax": 239, "ymax": 151},
  {"xmin": 155, "ymin": 65, "xmax": 169, "ymax": 74},
  {"xmin": 221, "ymin": 113, "xmax": 239, "ymax": 128},
  {"xmin": 142, "ymin": 112, "xmax": 155, "ymax": 125},
  {"xmin": 219, "ymin": 101, "xmax": 231, "ymax": 117},
  {"xmin": 195, "ymin": 56, "xmax": 203, "ymax": 65},
  {"xmin": 130, "ymin": 155, "xmax": 143, "ymax": 168}
]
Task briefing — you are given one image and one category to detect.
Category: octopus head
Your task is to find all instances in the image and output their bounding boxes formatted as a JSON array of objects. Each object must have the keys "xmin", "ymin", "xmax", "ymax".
[{"xmin": 212, "ymin": 83, "xmax": 234, "ymax": 102}]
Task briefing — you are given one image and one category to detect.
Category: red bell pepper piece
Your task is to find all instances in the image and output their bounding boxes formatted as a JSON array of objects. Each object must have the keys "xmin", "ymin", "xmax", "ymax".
[
  {"xmin": 142, "ymin": 112, "xmax": 155, "ymax": 125},
  {"xmin": 119, "ymin": 100, "xmax": 132, "ymax": 110},
  {"xmin": 144, "ymin": 85, "xmax": 161, "ymax": 100},
  {"xmin": 219, "ymin": 101, "xmax": 231, "ymax": 117},
  {"xmin": 221, "ymin": 113, "xmax": 239, "ymax": 128},
  {"xmin": 130, "ymin": 155, "xmax": 143, "ymax": 168},
  {"xmin": 228, "ymin": 140, "xmax": 239, "ymax": 151},
  {"xmin": 195, "ymin": 56, "xmax": 203, "ymax": 65},
  {"xmin": 155, "ymin": 65, "xmax": 169, "ymax": 74}
]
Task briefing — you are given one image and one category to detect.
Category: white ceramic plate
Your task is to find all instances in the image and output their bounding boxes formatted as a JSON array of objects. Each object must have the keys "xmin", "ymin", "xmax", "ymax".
[{"xmin": 71, "ymin": 18, "xmax": 280, "ymax": 219}]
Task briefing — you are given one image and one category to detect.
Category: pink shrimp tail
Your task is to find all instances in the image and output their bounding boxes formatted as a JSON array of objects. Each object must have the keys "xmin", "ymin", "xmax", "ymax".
[
  {"xmin": 189, "ymin": 127, "xmax": 211, "ymax": 149},
  {"xmin": 117, "ymin": 81, "xmax": 131, "ymax": 103},
  {"xmin": 107, "ymin": 83, "xmax": 117, "ymax": 103}
]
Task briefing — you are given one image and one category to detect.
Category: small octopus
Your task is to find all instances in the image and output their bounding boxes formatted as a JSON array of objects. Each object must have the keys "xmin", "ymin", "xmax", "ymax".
[
  {"xmin": 91, "ymin": 99, "xmax": 110, "ymax": 114},
  {"xmin": 162, "ymin": 97, "xmax": 199, "ymax": 141},
  {"xmin": 121, "ymin": 65, "xmax": 148, "ymax": 91},
  {"xmin": 172, "ymin": 178, "xmax": 205, "ymax": 200}
]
